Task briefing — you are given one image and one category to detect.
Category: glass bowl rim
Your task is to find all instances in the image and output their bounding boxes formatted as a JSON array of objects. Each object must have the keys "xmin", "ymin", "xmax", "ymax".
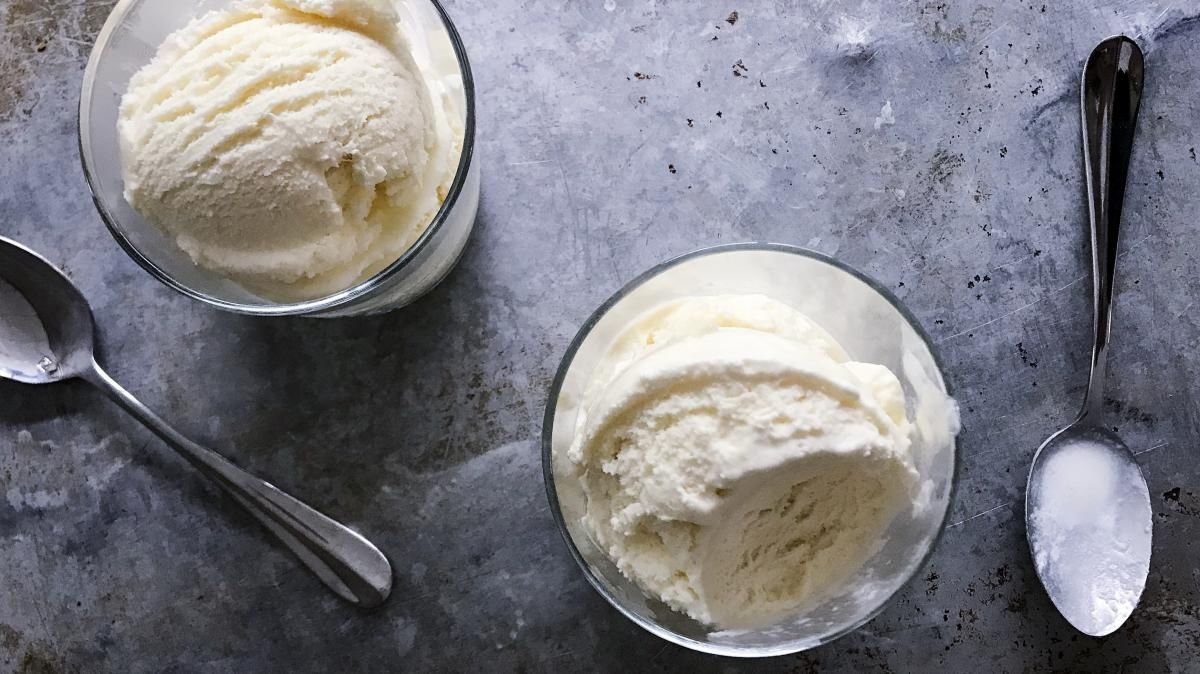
[
  {"xmin": 77, "ymin": 0, "xmax": 476, "ymax": 316},
  {"xmin": 539, "ymin": 241, "xmax": 961, "ymax": 657}
]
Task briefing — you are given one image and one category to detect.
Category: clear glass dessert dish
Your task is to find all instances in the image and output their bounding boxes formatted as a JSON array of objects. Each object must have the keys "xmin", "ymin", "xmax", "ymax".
[
  {"xmin": 542, "ymin": 243, "xmax": 959, "ymax": 657},
  {"xmin": 79, "ymin": 0, "xmax": 478, "ymax": 317}
]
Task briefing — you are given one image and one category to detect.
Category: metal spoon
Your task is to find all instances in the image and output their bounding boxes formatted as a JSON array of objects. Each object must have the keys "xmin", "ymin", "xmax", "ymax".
[
  {"xmin": 1025, "ymin": 36, "xmax": 1151, "ymax": 636},
  {"xmin": 0, "ymin": 236, "xmax": 392, "ymax": 607}
]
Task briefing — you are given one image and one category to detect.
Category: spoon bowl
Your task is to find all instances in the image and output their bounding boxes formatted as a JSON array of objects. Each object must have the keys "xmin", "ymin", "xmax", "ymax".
[
  {"xmin": 0, "ymin": 239, "xmax": 94, "ymax": 383},
  {"xmin": 1026, "ymin": 424, "xmax": 1151, "ymax": 636},
  {"xmin": 0, "ymin": 235, "xmax": 393, "ymax": 607}
]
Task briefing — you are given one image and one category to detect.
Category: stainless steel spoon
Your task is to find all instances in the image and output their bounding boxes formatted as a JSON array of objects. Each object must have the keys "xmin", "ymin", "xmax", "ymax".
[
  {"xmin": 0, "ymin": 236, "xmax": 392, "ymax": 607},
  {"xmin": 1025, "ymin": 36, "xmax": 1152, "ymax": 636}
]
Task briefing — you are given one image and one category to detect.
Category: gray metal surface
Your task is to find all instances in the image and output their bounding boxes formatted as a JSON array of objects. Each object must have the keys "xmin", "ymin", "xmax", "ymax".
[{"xmin": 2, "ymin": 0, "xmax": 1198, "ymax": 671}]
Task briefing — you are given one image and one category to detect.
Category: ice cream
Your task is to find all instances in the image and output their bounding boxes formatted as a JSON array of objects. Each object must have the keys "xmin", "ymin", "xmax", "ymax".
[
  {"xmin": 566, "ymin": 295, "xmax": 919, "ymax": 629},
  {"xmin": 117, "ymin": 0, "xmax": 462, "ymax": 299}
]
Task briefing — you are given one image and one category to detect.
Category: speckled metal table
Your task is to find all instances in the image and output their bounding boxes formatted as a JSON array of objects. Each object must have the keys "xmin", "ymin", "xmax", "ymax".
[{"xmin": 2, "ymin": 0, "xmax": 1198, "ymax": 671}]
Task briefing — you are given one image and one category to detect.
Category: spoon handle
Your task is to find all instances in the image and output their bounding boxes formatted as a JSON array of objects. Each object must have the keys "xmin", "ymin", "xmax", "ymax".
[
  {"xmin": 1079, "ymin": 36, "xmax": 1144, "ymax": 420},
  {"xmin": 83, "ymin": 361, "xmax": 393, "ymax": 607}
]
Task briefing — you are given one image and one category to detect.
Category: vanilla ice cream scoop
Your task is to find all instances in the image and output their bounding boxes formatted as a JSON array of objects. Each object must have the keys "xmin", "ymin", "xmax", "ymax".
[
  {"xmin": 118, "ymin": 0, "xmax": 460, "ymax": 298},
  {"xmin": 567, "ymin": 295, "xmax": 918, "ymax": 629}
]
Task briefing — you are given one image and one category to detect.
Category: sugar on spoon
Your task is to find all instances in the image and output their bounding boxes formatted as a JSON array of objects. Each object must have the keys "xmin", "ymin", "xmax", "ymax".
[
  {"xmin": 1025, "ymin": 35, "xmax": 1152, "ymax": 637},
  {"xmin": 0, "ymin": 236, "xmax": 392, "ymax": 607}
]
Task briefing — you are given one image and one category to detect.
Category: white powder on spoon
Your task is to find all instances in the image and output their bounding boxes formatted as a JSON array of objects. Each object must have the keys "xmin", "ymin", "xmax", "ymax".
[{"xmin": 1028, "ymin": 437, "xmax": 1152, "ymax": 635}]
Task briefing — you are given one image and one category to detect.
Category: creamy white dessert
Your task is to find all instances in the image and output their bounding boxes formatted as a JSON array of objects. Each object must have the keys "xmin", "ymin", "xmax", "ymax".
[
  {"xmin": 117, "ymin": 0, "xmax": 462, "ymax": 299},
  {"xmin": 567, "ymin": 295, "xmax": 919, "ymax": 629}
]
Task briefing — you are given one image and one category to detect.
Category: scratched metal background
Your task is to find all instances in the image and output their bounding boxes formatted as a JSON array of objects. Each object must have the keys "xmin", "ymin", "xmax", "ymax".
[{"xmin": 2, "ymin": 0, "xmax": 1198, "ymax": 671}]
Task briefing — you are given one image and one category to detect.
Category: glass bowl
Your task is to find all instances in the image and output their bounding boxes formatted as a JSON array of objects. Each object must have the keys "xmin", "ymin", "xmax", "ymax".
[
  {"xmin": 79, "ymin": 0, "xmax": 478, "ymax": 317},
  {"xmin": 541, "ymin": 243, "xmax": 959, "ymax": 657}
]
